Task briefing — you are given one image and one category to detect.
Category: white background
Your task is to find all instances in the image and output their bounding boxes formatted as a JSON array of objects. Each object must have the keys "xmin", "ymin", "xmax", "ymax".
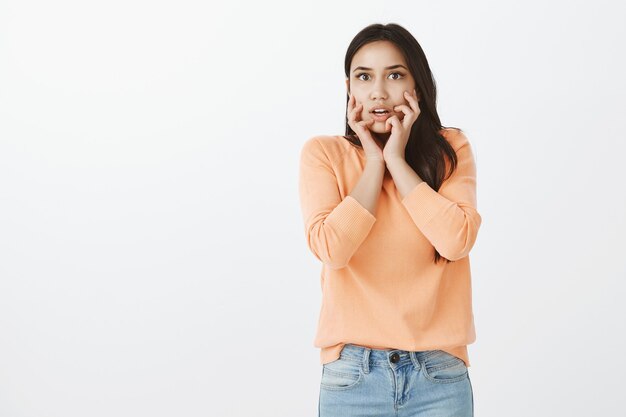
[{"xmin": 1, "ymin": 0, "xmax": 625, "ymax": 416}]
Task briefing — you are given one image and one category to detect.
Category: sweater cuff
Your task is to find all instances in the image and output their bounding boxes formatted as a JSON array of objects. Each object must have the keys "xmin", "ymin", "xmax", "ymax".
[
  {"xmin": 325, "ymin": 195, "xmax": 377, "ymax": 243},
  {"xmin": 401, "ymin": 181, "xmax": 454, "ymax": 228}
]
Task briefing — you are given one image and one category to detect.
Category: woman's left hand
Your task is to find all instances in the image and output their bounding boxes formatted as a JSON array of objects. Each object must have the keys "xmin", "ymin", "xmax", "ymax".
[{"xmin": 383, "ymin": 88, "xmax": 421, "ymax": 162}]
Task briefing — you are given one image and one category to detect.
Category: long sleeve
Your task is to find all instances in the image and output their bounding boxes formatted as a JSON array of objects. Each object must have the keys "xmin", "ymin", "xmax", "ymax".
[
  {"xmin": 400, "ymin": 132, "xmax": 482, "ymax": 261},
  {"xmin": 298, "ymin": 137, "xmax": 377, "ymax": 269}
]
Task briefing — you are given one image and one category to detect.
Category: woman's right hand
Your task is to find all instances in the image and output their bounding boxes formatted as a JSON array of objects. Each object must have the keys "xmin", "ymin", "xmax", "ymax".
[{"xmin": 347, "ymin": 93, "xmax": 384, "ymax": 162}]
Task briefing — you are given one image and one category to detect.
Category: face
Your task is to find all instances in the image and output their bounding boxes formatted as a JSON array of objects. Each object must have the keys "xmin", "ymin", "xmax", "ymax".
[{"xmin": 346, "ymin": 40, "xmax": 418, "ymax": 136}]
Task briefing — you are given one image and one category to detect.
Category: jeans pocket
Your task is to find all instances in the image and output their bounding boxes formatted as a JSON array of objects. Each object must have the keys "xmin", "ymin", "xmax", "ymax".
[
  {"xmin": 320, "ymin": 357, "xmax": 364, "ymax": 391},
  {"xmin": 421, "ymin": 350, "xmax": 468, "ymax": 384}
]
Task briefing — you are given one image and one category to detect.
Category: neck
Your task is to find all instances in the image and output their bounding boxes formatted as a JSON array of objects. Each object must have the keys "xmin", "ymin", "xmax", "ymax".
[{"xmin": 372, "ymin": 130, "xmax": 391, "ymax": 146}]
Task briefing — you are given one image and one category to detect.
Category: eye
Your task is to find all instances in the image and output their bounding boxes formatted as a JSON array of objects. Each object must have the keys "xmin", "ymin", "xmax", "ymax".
[{"xmin": 355, "ymin": 72, "xmax": 404, "ymax": 81}]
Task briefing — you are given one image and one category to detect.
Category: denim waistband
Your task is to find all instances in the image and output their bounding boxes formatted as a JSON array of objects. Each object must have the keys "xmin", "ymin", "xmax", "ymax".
[{"xmin": 338, "ymin": 343, "xmax": 444, "ymax": 370}]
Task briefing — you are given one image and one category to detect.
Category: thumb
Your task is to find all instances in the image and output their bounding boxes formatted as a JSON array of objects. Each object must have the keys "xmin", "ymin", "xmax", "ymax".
[{"xmin": 385, "ymin": 116, "xmax": 396, "ymax": 131}]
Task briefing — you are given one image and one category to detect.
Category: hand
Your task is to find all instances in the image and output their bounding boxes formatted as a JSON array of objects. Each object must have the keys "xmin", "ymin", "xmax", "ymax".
[
  {"xmin": 347, "ymin": 92, "xmax": 384, "ymax": 162},
  {"xmin": 382, "ymin": 89, "xmax": 421, "ymax": 162}
]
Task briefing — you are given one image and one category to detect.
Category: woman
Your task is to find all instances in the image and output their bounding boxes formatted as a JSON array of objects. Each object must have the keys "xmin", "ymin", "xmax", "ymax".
[{"xmin": 298, "ymin": 23, "xmax": 481, "ymax": 416}]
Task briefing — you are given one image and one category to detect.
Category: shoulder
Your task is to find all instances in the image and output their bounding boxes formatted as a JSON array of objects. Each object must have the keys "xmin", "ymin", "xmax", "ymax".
[
  {"xmin": 440, "ymin": 127, "xmax": 471, "ymax": 153},
  {"xmin": 300, "ymin": 135, "xmax": 352, "ymax": 165}
]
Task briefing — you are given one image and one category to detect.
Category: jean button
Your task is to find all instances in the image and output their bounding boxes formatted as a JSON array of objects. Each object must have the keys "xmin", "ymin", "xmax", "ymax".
[{"xmin": 390, "ymin": 352, "xmax": 400, "ymax": 363}]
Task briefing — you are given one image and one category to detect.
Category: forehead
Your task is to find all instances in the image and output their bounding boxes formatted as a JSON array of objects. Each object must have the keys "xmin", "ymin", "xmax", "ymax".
[{"xmin": 350, "ymin": 41, "xmax": 406, "ymax": 70}]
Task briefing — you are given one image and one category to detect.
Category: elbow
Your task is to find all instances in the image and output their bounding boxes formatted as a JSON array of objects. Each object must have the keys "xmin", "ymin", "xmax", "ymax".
[
  {"xmin": 306, "ymin": 239, "xmax": 351, "ymax": 269},
  {"xmin": 441, "ymin": 246, "xmax": 473, "ymax": 262},
  {"xmin": 323, "ymin": 259, "xmax": 350, "ymax": 270},
  {"xmin": 439, "ymin": 212, "xmax": 482, "ymax": 261},
  {"xmin": 305, "ymin": 224, "xmax": 353, "ymax": 269},
  {"xmin": 438, "ymin": 240, "xmax": 476, "ymax": 262}
]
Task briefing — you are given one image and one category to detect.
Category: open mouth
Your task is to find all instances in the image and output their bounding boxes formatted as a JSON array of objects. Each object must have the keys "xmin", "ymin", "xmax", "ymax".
[{"xmin": 371, "ymin": 111, "xmax": 392, "ymax": 121}]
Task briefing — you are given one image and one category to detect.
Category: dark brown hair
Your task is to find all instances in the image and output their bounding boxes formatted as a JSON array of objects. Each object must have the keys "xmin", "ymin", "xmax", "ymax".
[{"xmin": 343, "ymin": 23, "xmax": 462, "ymax": 264}]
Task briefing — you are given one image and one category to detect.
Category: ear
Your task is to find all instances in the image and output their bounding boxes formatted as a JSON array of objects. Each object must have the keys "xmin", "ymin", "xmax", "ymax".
[{"xmin": 345, "ymin": 78, "xmax": 350, "ymax": 94}]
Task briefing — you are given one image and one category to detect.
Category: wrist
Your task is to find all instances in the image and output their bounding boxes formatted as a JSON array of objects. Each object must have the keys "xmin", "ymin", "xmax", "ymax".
[
  {"xmin": 384, "ymin": 155, "xmax": 406, "ymax": 168},
  {"xmin": 365, "ymin": 157, "xmax": 386, "ymax": 167}
]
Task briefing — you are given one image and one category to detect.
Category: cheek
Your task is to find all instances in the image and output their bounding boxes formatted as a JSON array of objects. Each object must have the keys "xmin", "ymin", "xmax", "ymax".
[{"xmin": 353, "ymin": 92, "xmax": 366, "ymax": 102}]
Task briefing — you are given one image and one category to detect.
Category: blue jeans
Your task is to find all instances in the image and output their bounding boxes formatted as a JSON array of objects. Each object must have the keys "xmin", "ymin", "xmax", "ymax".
[{"xmin": 318, "ymin": 343, "xmax": 474, "ymax": 417}]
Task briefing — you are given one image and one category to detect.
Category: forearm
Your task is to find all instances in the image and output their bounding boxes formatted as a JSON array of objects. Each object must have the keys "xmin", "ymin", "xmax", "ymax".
[
  {"xmin": 348, "ymin": 159, "xmax": 386, "ymax": 216},
  {"xmin": 387, "ymin": 152, "xmax": 481, "ymax": 261},
  {"xmin": 385, "ymin": 156, "xmax": 425, "ymax": 198}
]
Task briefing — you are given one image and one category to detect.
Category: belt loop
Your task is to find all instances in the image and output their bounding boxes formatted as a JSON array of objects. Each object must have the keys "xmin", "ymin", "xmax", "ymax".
[
  {"xmin": 409, "ymin": 351, "xmax": 421, "ymax": 369},
  {"xmin": 362, "ymin": 347, "xmax": 371, "ymax": 374}
]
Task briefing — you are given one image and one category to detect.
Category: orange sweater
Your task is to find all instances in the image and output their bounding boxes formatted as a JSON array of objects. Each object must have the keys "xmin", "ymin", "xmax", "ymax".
[{"xmin": 298, "ymin": 128, "xmax": 482, "ymax": 367}]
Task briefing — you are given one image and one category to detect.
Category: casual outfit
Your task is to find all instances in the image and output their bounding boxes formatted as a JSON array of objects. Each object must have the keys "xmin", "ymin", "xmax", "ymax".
[{"xmin": 298, "ymin": 128, "xmax": 481, "ymax": 416}]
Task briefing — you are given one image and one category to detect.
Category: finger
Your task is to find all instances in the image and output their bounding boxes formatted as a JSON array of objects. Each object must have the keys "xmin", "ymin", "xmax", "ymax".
[
  {"xmin": 399, "ymin": 105, "xmax": 418, "ymax": 130},
  {"xmin": 351, "ymin": 102, "xmax": 363, "ymax": 122},
  {"xmin": 401, "ymin": 113, "xmax": 415, "ymax": 130},
  {"xmin": 357, "ymin": 119, "xmax": 373, "ymax": 130},
  {"xmin": 393, "ymin": 104, "xmax": 413, "ymax": 116},
  {"xmin": 385, "ymin": 115, "xmax": 399, "ymax": 131},
  {"xmin": 356, "ymin": 120, "xmax": 375, "ymax": 137},
  {"xmin": 385, "ymin": 117, "xmax": 391, "ymax": 131},
  {"xmin": 393, "ymin": 105, "xmax": 414, "ymax": 130},
  {"xmin": 348, "ymin": 101, "xmax": 361, "ymax": 125},
  {"xmin": 347, "ymin": 96, "xmax": 353, "ymax": 120},
  {"xmin": 403, "ymin": 90, "xmax": 419, "ymax": 113},
  {"xmin": 348, "ymin": 106, "xmax": 358, "ymax": 130},
  {"xmin": 350, "ymin": 99, "xmax": 359, "ymax": 119}
]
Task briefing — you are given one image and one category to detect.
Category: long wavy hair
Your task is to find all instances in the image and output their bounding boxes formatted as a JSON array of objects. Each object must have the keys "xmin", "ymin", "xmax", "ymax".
[{"xmin": 343, "ymin": 23, "xmax": 462, "ymax": 264}]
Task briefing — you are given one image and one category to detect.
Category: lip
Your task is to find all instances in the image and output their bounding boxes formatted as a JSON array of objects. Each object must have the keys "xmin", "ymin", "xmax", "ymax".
[
  {"xmin": 370, "ymin": 107, "xmax": 394, "ymax": 122},
  {"xmin": 369, "ymin": 106, "xmax": 392, "ymax": 113},
  {"xmin": 369, "ymin": 106, "xmax": 394, "ymax": 121},
  {"xmin": 370, "ymin": 112, "xmax": 392, "ymax": 121}
]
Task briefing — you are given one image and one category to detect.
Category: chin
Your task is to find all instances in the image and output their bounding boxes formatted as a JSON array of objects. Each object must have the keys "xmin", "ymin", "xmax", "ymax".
[{"xmin": 371, "ymin": 122, "xmax": 392, "ymax": 132}]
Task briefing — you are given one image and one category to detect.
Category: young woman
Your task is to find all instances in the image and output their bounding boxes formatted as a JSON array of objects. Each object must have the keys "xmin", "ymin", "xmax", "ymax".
[{"xmin": 298, "ymin": 23, "xmax": 481, "ymax": 416}]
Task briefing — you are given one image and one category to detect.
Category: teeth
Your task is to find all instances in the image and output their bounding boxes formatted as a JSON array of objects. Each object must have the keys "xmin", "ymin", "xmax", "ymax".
[{"xmin": 373, "ymin": 110, "xmax": 388, "ymax": 114}]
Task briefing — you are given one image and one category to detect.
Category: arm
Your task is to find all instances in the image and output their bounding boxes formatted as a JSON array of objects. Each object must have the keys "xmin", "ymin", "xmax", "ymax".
[
  {"xmin": 348, "ymin": 158, "xmax": 386, "ymax": 216},
  {"xmin": 298, "ymin": 137, "xmax": 382, "ymax": 269},
  {"xmin": 386, "ymin": 132, "xmax": 482, "ymax": 261}
]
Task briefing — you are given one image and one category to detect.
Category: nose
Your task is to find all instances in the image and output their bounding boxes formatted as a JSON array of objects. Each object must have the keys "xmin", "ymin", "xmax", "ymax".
[{"xmin": 370, "ymin": 78, "xmax": 388, "ymax": 101}]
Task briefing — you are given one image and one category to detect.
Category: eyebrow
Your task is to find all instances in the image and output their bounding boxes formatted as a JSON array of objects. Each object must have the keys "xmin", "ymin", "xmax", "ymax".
[{"xmin": 352, "ymin": 64, "xmax": 408, "ymax": 73}]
